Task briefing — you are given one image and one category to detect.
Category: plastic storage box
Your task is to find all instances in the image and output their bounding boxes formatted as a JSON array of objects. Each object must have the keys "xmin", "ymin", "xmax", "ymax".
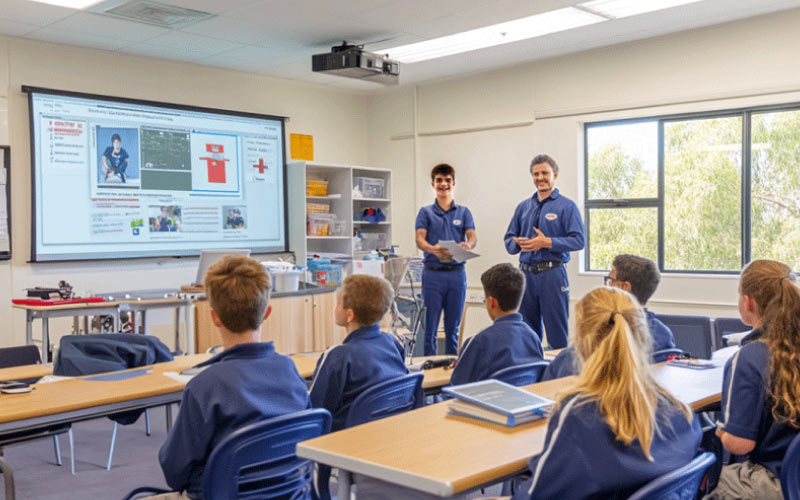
[
  {"xmin": 360, "ymin": 232, "xmax": 388, "ymax": 251},
  {"xmin": 307, "ymin": 214, "xmax": 337, "ymax": 236},
  {"xmin": 354, "ymin": 177, "xmax": 385, "ymax": 199},
  {"xmin": 307, "ymin": 258, "xmax": 346, "ymax": 286},
  {"xmin": 306, "ymin": 201, "xmax": 330, "ymax": 214},
  {"xmin": 306, "ymin": 179, "xmax": 329, "ymax": 196}
]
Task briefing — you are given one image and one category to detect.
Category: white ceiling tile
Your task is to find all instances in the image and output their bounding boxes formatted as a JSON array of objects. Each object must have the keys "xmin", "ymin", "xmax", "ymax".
[
  {"xmin": 118, "ymin": 41, "xmax": 216, "ymax": 61},
  {"xmin": 45, "ymin": 12, "xmax": 170, "ymax": 43},
  {"xmin": 0, "ymin": 18, "xmax": 41, "ymax": 37},
  {"xmin": 156, "ymin": 0, "xmax": 264, "ymax": 15},
  {"xmin": 179, "ymin": 15, "xmax": 279, "ymax": 46},
  {"xmin": 143, "ymin": 30, "xmax": 245, "ymax": 55},
  {"xmin": 348, "ymin": 0, "xmax": 501, "ymax": 32},
  {"xmin": 0, "ymin": 0, "xmax": 76, "ymax": 26},
  {"xmin": 25, "ymin": 26, "xmax": 129, "ymax": 50}
]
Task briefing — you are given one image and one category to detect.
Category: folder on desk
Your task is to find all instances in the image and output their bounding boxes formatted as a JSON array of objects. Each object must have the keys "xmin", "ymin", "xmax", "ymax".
[{"xmin": 443, "ymin": 380, "xmax": 553, "ymax": 427}]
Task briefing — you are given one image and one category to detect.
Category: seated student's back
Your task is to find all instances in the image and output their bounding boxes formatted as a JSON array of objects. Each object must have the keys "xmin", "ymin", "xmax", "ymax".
[
  {"xmin": 450, "ymin": 263, "xmax": 543, "ymax": 385},
  {"xmin": 310, "ymin": 274, "xmax": 407, "ymax": 431},
  {"xmin": 514, "ymin": 287, "xmax": 700, "ymax": 500},
  {"xmin": 706, "ymin": 260, "xmax": 800, "ymax": 500},
  {"xmin": 158, "ymin": 256, "xmax": 310, "ymax": 500}
]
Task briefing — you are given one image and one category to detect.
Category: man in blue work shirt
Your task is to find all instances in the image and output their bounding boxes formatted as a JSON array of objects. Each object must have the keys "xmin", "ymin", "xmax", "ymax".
[
  {"xmin": 156, "ymin": 255, "xmax": 310, "ymax": 500},
  {"xmin": 505, "ymin": 154, "xmax": 585, "ymax": 349},
  {"xmin": 450, "ymin": 263, "xmax": 543, "ymax": 386},
  {"xmin": 415, "ymin": 164, "xmax": 477, "ymax": 355}
]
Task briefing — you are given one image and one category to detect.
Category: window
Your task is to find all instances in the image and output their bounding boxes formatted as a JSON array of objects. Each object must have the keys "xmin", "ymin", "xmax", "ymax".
[{"xmin": 585, "ymin": 105, "xmax": 800, "ymax": 273}]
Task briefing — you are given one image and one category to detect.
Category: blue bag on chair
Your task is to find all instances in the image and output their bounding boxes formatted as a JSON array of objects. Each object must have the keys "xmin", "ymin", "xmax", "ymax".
[{"xmin": 54, "ymin": 334, "xmax": 173, "ymax": 424}]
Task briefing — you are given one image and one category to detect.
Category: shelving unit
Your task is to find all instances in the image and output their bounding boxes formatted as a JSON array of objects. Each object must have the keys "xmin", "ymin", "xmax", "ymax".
[{"xmin": 288, "ymin": 162, "xmax": 392, "ymax": 266}]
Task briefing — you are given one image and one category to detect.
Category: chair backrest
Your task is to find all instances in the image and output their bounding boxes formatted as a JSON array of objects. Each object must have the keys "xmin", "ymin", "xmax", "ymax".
[
  {"xmin": 203, "ymin": 408, "xmax": 331, "ymax": 500},
  {"xmin": 345, "ymin": 372, "xmax": 424, "ymax": 428},
  {"xmin": 652, "ymin": 348, "xmax": 684, "ymax": 363},
  {"xmin": 654, "ymin": 314, "xmax": 714, "ymax": 360},
  {"xmin": 627, "ymin": 452, "xmax": 716, "ymax": 500},
  {"xmin": 0, "ymin": 345, "xmax": 41, "ymax": 369},
  {"xmin": 781, "ymin": 432, "xmax": 800, "ymax": 500},
  {"xmin": 713, "ymin": 317, "xmax": 751, "ymax": 347},
  {"xmin": 489, "ymin": 361, "xmax": 551, "ymax": 387}
]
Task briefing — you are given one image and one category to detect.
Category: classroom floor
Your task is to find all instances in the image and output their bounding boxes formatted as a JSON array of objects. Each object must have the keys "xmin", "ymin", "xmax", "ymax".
[{"xmin": 1, "ymin": 405, "xmax": 503, "ymax": 499}]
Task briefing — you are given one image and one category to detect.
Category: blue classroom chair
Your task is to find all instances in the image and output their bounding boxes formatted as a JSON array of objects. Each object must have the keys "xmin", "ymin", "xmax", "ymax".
[
  {"xmin": 713, "ymin": 317, "xmax": 751, "ymax": 347},
  {"xmin": 319, "ymin": 372, "xmax": 425, "ymax": 500},
  {"xmin": 490, "ymin": 360, "xmax": 550, "ymax": 386},
  {"xmin": 781, "ymin": 433, "xmax": 800, "ymax": 500},
  {"xmin": 123, "ymin": 408, "xmax": 331, "ymax": 500},
  {"xmin": 654, "ymin": 314, "xmax": 715, "ymax": 360},
  {"xmin": 627, "ymin": 452, "xmax": 716, "ymax": 500}
]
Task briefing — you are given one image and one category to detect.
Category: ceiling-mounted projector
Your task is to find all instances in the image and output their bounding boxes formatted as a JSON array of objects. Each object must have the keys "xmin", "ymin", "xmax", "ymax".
[{"xmin": 312, "ymin": 42, "xmax": 399, "ymax": 85}]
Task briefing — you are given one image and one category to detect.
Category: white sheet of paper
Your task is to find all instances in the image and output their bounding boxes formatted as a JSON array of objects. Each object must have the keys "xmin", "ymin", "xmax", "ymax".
[
  {"xmin": 437, "ymin": 240, "xmax": 480, "ymax": 263},
  {"xmin": 163, "ymin": 371, "xmax": 195, "ymax": 384}
]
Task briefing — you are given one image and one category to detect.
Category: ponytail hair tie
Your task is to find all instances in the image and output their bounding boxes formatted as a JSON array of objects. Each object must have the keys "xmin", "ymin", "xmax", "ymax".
[{"xmin": 608, "ymin": 310, "xmax": 622, "ymax": 325}]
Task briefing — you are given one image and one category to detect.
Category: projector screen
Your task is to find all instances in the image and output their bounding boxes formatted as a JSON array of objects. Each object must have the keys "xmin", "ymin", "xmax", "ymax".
[{"xmin": 24, "ymin": 87, "xmax": 287, "ymax": 262}]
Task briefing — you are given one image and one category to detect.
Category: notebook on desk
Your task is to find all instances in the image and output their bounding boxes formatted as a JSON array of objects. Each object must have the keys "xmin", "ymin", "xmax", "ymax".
[{"xmin": 192, "ymin": 249, "xmax": 251, "ymax": 286}]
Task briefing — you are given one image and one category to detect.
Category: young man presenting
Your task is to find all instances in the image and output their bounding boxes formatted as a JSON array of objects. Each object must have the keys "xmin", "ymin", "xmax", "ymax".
[
  {"xmin": 504, "ymin": 154, "xmax": 584, "ymax": 349},
  {"xmin": 450, "ymin": 263, "xmax": 544, "ymax": 386},
  {"xmin": 415, "ymin": 164, "xmax": 477, "ymax": 355},
  {"xmin": 155, "ymin": 255, "xmax": 310, "ymax": 500}
]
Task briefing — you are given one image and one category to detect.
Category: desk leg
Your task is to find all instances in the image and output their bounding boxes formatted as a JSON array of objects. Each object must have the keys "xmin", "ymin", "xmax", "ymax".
[
  {"xmin": 0, "ymin": 455, "xmax": 17, "ymax": 500},
  {"xmin": 337, "ymin": 470, "xmax": 352, "ymax": 500},
  {"xmin": 42, "ymin": 317, "xmax": 50, "ymax": 363},
  {"xmin": 25, "ymin": 312, "xmax": 33, "ymax": 347},
  {"xmin": 141, "ymin": 310, "xmax": 148, "ymax": 335},
  {"xmin": 185, "ymin": 300, "xmax": 195, "ymax": 355},
  {"xmin": 113, "ymin": 310, "xmax": 120, "ymax": 333},
  {"xmin": 165, "ymin": 404, "xmax": 173, "ymax": 433},
  {"xmin": 173, "ymin": 307, "xmax": 181, "ymax": 353},
  {"xmin": 83, "ymin": 316, "xmax": 89, "ymax": 334}
]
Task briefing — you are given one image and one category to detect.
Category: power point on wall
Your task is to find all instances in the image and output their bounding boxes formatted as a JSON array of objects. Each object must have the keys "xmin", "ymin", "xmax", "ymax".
[{"xmin": 466, "ymin": 291, "xmax": 485, "ymax": 304}]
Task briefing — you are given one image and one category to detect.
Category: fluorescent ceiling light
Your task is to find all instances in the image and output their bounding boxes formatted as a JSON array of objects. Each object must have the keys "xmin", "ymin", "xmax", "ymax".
[
  {"xmin": 578, "ymin": 0, "xmax": 704, "ymax": 19},
  {"xmin": 383, "ymin": 7, "xmax": 605, "ymax": 64},
  {"xmin": 28, "ymin": 0, "xmax": 104, "ymax": 8}
]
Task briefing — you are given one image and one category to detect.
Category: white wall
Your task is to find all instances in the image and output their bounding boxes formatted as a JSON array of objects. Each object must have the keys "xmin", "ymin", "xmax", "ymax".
[
  {"xmin": 0, "ymin": 35, "xmax": 370, "ymax": 348},
  {"xmin": 366, "ymin": 8, "xmax": 800, "ymax": 336}
]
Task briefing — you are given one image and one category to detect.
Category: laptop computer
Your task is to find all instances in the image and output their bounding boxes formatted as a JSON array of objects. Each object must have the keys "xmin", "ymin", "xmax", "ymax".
[{"xmin": 193, "ymin": 249, "xmax": 251, "ymax": 286}]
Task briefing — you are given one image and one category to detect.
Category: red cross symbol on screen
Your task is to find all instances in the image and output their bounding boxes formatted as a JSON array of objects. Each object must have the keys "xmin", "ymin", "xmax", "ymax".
[{"xmin": 253, "ymin": 158, "xmax": 268, "ymax": 174}]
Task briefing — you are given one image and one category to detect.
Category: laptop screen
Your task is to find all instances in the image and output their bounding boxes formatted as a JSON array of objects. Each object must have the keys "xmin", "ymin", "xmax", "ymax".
[{"xmin": 194, "ymin": 249, "xmax": 251, "ymax": 285}]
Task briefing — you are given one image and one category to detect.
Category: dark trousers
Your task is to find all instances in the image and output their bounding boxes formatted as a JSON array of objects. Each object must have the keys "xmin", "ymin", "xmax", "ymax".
[
  {"xmin": 520, "ymin": 266, "xmax": 570, "ymax": 349},
  {"xmin": 421, "ymin": 268, "xmax": 466, "ymax": 355}
]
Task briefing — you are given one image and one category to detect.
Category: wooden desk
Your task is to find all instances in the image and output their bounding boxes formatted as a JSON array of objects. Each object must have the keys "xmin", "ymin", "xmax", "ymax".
[
  {"xmin": 12, "ymin": 302, "xmax": 121, "ymax": 363},
  {"xmin": 298, "ymin": 346, "xmax": 738, "ymax": 498},
  {"xmin": 0, "ymin": 364, "xmax": 51, "ymax": 382}
]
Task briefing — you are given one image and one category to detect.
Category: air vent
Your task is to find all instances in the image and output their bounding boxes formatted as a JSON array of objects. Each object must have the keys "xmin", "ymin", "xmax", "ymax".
[{"xmin": 101, "ymin": 1, "xmax": 214, "ymax": 28}]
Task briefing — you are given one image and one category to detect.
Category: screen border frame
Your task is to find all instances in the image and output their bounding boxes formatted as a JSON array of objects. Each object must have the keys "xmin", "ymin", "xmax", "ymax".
[{"xmin": 22, "ymin": 85, "xmax": 289, "ymax": 263}]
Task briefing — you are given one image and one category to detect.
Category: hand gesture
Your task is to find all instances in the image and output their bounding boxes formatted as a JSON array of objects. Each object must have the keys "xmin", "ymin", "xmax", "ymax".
[
  {"xmin": 432, "ymin": 244, "xmax": 452, "ymax": 259},
  {"xmin": 458, "ymin": 241, "xmax": 472, "ymax": 251},
  {"xmin": 513, "ymin": 236, "xmax": 536, "ymax": 252},
  {"xmin": 528, "ymin": 228, "xmax": 551, "ymax": 251}
]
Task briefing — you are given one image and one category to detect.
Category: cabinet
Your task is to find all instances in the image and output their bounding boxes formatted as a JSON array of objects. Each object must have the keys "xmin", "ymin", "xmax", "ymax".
[
  {"xmin": 288, "ymin": 162, "xmax": 392, "ymax": 266},
  {"xmin": 194, "ymin": 290, "xmax": 345, "ymax": 353}
]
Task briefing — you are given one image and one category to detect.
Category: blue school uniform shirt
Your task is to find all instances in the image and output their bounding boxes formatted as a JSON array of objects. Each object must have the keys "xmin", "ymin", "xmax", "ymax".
[
  {"xmin": 504, "ymin": 188, "xmax": 585, "ymax": 265},
  {"xmin": 513, "ymin": 394, "xmax": 701, "ymax": 500},
  {"xmin": 415, "ymin": 200, "xmax": 475, "ymax": 268},
  {"xmin": 309, "ymin": 324, "xmax": 408, "ymax": 431},
  {"xmin": 158, "ymin": 342, "xmax": 310, "ymax": 499},
  {"xmin": 450, "ymin": 312, "xmax": 544, "ymax": 386},
  {"xmin": 719, "ymin": 327, "xmax": 799, "ymax": 477},
  {"xmin": 646, "ymin": 309, "xmax": 676, "ymax": 351}
]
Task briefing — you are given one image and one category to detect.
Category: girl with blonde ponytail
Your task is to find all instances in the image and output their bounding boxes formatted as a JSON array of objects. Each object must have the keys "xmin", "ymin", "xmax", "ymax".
[
  {"xmin": 514, "ymin": 287, "xmax": 700, "ymax": 499},
  {"xmin": 705, "ymin": 259, "xmax": 800, "ymax": 500}
]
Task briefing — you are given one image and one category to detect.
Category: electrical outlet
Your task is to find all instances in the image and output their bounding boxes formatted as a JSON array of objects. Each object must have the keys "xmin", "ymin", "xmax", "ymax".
[{"xmin": 466, "ymin": 290, "xmax": 485, "ymax": 304}]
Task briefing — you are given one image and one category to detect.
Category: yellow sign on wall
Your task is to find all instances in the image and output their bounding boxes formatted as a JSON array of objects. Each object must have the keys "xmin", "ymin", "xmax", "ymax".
[{"xmin": 290, "ymin": 133, "xmax": 314, "ymax": 161}]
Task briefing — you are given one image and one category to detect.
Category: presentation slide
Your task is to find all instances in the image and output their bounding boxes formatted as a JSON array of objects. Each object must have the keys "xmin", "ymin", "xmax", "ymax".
[{"xmin": 25, "ymin": 87, "xmax": 287, "ymax": 261}]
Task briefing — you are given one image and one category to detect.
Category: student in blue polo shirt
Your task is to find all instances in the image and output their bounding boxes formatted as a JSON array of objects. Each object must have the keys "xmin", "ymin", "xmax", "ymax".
[
  {"xmin": 156, "ymin": 256, "xmax": 310, "ymax": 500},
  {"xmin": 514, "ymin": 287, "xmax": 701, "ymax": 499},
  {"xmin": 309, "ymin": 274, "xmax": 408, "ymax": 431},
  {"xmin": 450, "ymin": 263, "xmax": 543, "ymax": 386},
  {"xmin": 542, "ymin": 253, "xmax": 676, "ymax": 381},
  {"xmin": 416, "ymin": 163, "xmax": 477, "ymax": 355},
  {"xmin": 705, "ymin": 259, "xmax": 800, "ymax": 500},
  {"xmin": 504, "ymin": 154, "xmax": 585, "ymax": 349}
]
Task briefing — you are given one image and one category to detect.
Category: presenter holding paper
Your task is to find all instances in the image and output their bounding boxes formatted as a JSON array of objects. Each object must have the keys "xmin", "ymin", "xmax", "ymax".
[
  {"xmin": 504, "ymin": 154, "xmax": 585, "ymax": 349},
  {"xmin": 416, "ymin": 164, "xmax": 477, "ymax": 355}
]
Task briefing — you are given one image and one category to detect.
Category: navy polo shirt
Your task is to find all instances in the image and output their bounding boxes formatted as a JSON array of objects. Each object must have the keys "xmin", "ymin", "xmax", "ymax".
[
  {"xmin": 504, "ymin": 188, "xmax": 585, "ymax": 265},
  {"xmin": 309, "ymin": 324, "xmax": 408, "ymax": 431},
  {"xmin": 719, "ymin": 329, "xmax": 798, "ymax": 477},
  {"xmin": 159, "ymin": 342, "xmax": 310, "ymax": 499},
  {"xmin": 450, "ymin": 313, "xmax": 544, "ymax": 386},
  {"xmin": 415, "ymin": 200, "xmax": 475, "ymax": 268},
  {"xmin": 646, "ymin": 309, "xmax": 677, "ymax": 352},
  {"xmin": 514, "ymin": 394, "xmax": 701, "ymax": 500},
  {"xmin": 541, "ymin": 346, "xmax": 578, "ymax": 381}
]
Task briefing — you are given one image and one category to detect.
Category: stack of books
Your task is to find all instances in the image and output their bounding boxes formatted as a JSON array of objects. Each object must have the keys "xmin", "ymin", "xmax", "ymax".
[{"xmin": 443, "ymin": 379, "xmax": 554, "ymax": 427}]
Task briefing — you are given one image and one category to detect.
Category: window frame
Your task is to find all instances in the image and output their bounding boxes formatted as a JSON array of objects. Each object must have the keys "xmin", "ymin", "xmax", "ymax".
[{"xmin": 584, "ymin": 102, "xmax": 800, "ymax": 274}]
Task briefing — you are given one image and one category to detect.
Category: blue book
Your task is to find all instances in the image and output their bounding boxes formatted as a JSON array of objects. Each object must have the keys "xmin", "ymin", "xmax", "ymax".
[{"xmin": 443, "ymin": 379, "xmax": 553, "ymax": 427}]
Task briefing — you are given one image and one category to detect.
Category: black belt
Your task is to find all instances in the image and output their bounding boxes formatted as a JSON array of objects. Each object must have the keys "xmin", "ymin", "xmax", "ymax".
[
  {"xmin": 520, "ymin": 261, "xmax": 562, "ymax": 274},
  {"xmin": 424, "ymin": 265, "xmax": 463, "ymax": 272}
]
